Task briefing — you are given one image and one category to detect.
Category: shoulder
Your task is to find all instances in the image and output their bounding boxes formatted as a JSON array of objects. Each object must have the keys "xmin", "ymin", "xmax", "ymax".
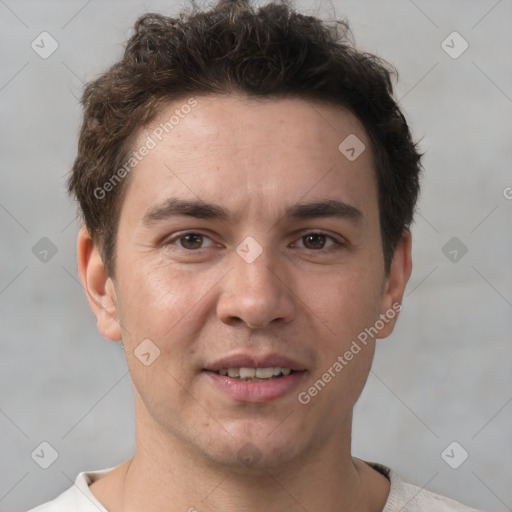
[
  {"xmin": 26, "ymin": 468, "xmax": 113, "ymax": 512},
  {"xmin": 367, "ymin": 462, "xmax": 483, "ymax": 512},
  {"xmin": 26, "ymin": 486, "xmax": 80, "ymax": 512}
]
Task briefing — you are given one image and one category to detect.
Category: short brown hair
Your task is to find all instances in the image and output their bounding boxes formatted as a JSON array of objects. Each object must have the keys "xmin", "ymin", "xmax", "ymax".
[{"xmin": 69, "ymin": 0, "xmax": 422, "ymax": 276}]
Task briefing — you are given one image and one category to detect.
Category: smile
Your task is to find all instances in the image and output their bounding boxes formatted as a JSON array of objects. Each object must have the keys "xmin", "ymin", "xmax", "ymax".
[{"xmin": 214, "ymin": 367, "xmax": 293, "ymax": 381}]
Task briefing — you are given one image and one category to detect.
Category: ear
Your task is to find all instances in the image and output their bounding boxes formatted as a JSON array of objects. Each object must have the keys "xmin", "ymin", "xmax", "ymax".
[
  {"xmin": 77, "ymin": 226, "xmax": 122, "ymax": 341},
  {"xmin": 377, "ymin": 230, "xmax": 413, "ymax": 339}
]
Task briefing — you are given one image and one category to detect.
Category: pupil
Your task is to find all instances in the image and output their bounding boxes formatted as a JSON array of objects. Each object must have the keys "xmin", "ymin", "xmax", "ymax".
[
  {"xmin": 304, "ymin": 234, "xmax": 325, "ymax": 249},
  {"xmin": 182, "ymin": 234, "xmax": 202, "ymax": 249}
]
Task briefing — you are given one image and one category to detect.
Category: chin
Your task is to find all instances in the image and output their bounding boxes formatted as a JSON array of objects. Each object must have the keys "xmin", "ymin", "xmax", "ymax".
[
  {"xmin": 202, "ymin": 422, "xmax": 309, "ymax": 473},
  {"xmin": 212, "ymin": 444, "xmax": 300, "ymax": 474}
]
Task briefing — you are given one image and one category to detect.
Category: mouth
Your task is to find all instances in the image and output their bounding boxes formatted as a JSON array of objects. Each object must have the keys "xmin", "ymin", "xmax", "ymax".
[
  {"xmin": 210, "ymin": 366, "xmax": 296, "ymax": 381},
  {"xmin": 203, "ymin": 354, "xmax": 307, "ymax": 403}
]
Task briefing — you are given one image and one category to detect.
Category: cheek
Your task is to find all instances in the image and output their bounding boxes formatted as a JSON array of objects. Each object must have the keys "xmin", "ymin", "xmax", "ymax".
[
  {"xmin": 297, "ymin": 265, "xmax": 383, "ymax": 393},
  {"xmin": 304, "ymin": 265, "xmax": 384, "ymax": 348},
  {"xmin": 114, "ymin": 262, "xmax": 213, "ymax": 423},
  {"xmin": 114, "ymin": 258, "xmax": 228, "ymax": 393},
  {"xmin": 117, "ymin": 258, "xmax": 212, "ymax": 337},
  {"xmin": 296, "ymin": 271, "xmax": 381, "ymax": 425}
]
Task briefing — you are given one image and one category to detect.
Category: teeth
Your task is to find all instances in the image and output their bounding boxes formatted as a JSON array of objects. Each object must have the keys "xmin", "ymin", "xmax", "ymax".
[
  {"xmin": 239, "ymin": 367, "xmax": 256, "ymax": 379},
  {"xmin": 256, "ymin": 367, "xmax": 274, "ymax": 379},
  {"xmin": 217, "ymin": 366, "xmax": 293, "ymax": 381}
]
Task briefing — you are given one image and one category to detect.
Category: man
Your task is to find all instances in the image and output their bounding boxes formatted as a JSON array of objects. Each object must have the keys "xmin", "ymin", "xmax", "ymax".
[{"xmin": 29, "ymin": 0, "xmax": 481, "ymax": 510}]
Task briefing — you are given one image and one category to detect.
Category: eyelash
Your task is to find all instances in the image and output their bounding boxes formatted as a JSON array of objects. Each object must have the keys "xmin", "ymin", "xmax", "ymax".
[{"xmin": 164, "ymin": 231, "xmax": 345, "ymax": 252}]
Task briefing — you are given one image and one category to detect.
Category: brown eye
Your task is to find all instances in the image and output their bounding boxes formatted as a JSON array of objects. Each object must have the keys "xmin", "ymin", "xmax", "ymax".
[
  {"xmin": 179, "ymin": 234, "xmax": 204, "ymax": 249},
  {"xmin": 302, "ymin": 233, "xmax": 327, "ymax": 249},
  {"xmin": 294, "ymin": 232, "xmax": 340, "ymax": 251}
]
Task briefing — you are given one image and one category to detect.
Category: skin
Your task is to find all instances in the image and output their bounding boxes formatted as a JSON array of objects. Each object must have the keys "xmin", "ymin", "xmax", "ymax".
[{"xmin": 78, "ymin": 94, "xmax": 412, "ymax": 512}]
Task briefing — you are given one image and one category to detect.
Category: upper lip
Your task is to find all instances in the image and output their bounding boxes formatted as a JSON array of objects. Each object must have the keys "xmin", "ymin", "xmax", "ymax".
[{"xmin": 204, "ymin": 353, "xmax": 306, "ymax": 372}]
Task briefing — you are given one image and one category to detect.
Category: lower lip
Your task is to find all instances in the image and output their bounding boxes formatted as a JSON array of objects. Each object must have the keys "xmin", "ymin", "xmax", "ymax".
[{"xmin": 204, "ymin": 371, "xmax": 307, "ymax": 403}]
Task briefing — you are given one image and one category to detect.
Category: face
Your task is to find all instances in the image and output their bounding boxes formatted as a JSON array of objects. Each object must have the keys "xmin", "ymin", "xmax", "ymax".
[{"xmin": 80, "ymin": 95, "xmax": 411, "ymax": 472}]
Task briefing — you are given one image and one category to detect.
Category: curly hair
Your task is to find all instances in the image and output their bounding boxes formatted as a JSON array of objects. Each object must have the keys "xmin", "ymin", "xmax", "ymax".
[{"xmin": 69, "ymin": 0, "xmax": 422, "ymax": 276}]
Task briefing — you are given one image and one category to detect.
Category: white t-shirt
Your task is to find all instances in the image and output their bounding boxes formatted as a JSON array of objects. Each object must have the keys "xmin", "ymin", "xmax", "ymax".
[{"xmin": 27, "ymin": 462, "xmax": 482, "ymax": 511}]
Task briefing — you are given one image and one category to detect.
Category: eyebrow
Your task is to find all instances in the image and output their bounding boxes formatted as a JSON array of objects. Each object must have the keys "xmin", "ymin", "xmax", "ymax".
[
  {"xmin": 286, "ymin": 199, "xmax": 363, "ymax": 223},
  {"xmin": 143, "ymin": 198, "xmax": 229, "ymax": 225},
  {"xmin": 142, "ymin": 198, "xmax": 363, "ymax": 226}
]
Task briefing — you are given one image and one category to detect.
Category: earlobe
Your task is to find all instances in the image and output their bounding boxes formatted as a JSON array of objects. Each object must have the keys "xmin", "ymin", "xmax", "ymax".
[
  {"xmin": 77, "ymin": 227, "xmax": 122, "ymax": 341},
  {"xmin": 377, "ymin": 230, "xmax": 413, "ymax": 339}
]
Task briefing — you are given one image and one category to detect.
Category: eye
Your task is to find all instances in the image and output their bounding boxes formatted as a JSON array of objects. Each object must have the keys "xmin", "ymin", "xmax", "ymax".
[
  {"xmin": 295, "ymin": 233, "xmax": 339, "ymax": 250},
  {"xmin": 170, "ymin": 233, "xmax": 215, "ymax": 250}
]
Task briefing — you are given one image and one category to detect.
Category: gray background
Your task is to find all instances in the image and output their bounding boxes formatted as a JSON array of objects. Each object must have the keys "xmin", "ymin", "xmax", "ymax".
[{"xmin": 1, "ymin": 0, "xmax": 511, "ymax": 510}]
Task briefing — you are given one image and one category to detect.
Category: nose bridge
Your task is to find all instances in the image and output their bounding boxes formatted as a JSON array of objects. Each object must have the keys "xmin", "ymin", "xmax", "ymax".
[
  {"xmin": 236, "ymin": 244, "xmax": 278, "ymax": 294},
  {"xmin": 216, "ymin": 239, "xmax": 295, "ymax": 328}
]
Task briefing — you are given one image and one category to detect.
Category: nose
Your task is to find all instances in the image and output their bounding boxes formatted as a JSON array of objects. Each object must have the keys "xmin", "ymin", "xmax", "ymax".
[{"xmin": 216, "ymin": 246, "xmax": 296, "ymax": 329}]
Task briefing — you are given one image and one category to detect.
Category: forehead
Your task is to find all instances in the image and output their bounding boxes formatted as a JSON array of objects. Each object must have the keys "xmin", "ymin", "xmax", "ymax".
[{"xmin": 122, "ymin": 94, "xmax": 377, "ymax": 223}]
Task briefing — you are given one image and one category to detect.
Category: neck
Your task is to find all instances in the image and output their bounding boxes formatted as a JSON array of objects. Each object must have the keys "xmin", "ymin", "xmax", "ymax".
[{"xmin": 91, "ymin": 408, "xmax": 389, "ymax": 512}]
